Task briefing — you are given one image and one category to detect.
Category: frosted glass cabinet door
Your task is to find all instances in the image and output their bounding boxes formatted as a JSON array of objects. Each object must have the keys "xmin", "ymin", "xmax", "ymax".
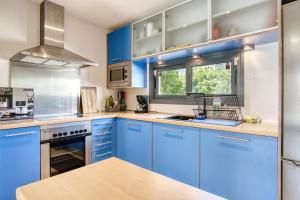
[
  {"xmin": 211, "ymin": 0, "xmax": 278, "ymax": 40},
  {"xmin": 165, "ymin": 0, "xmax": 208, "ymax": 50},
  {"xmin": 133, "ymin": 14, "xmax": 163, "ymax": 58}
]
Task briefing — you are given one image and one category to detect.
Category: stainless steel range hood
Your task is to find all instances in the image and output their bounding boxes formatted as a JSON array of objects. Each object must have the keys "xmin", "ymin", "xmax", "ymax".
[{"xmin": 10, "ymin": 0, "xmax": 97, "ymax": 68}]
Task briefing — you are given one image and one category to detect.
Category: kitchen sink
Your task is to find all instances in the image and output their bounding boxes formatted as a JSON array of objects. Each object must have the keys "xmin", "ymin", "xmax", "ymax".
[
  {"xmin": 160, "ymin": 115, "xmax": 243, "ymax": 127},
  {"xmin": 163, "ymin": 115, "xmax": 195, "ymax": 121}
]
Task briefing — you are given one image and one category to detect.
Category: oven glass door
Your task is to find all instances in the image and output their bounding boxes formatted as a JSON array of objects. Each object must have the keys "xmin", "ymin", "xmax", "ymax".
[
  {"xmin": 110, "ymin": 67, "xmax": 124, "ymax": 82},
  {"xmin": 50, "ymin": 136, "xmax": 85, "ymax": 177}
]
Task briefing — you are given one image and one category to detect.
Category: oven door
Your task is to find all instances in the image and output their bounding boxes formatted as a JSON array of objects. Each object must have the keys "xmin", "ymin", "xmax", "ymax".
[{"xmin": 41, "ymin": 134, "xmax": 91, "ymax": 179}]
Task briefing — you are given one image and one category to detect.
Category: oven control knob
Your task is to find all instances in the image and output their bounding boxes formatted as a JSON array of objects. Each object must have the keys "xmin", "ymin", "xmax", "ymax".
[
  {"xmin": 75, "ymin": 130, "xmax": 79, "ymax": 134},
  {"xmin": 58, "ymin": 133, "xmax": 62, "ymax": 137},
  {"xmin": 70, "ymin": 131, "xmax": 74, "ymax": 135},
  {"xmin": 53, "ymin": 133, "xmax": 58, "ymax": 138},
  {"xmin": 84, "ymin": 129, "xmax": 87, "ymax": 133},
  {"xmin": 79, "ymin": 130, "xmax": 83, "ymax": 133},
  {"xmin": 63, "ymin": 132, "xmax": 67, "ymax": 136}
]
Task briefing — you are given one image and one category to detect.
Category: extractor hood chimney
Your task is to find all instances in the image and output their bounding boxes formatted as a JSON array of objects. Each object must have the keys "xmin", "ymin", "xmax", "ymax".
[{"xmin": 10, "ymin": 0, "xmax": 98, "ymax": 68}]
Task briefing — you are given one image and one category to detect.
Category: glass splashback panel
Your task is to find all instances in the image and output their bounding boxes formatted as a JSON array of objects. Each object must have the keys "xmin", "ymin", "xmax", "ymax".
[{"xmin": 11, "ymin": 64, "xmax": 80, "ymax": 116}]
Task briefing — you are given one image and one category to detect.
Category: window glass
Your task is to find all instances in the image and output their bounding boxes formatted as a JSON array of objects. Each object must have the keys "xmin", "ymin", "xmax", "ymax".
[
  {"xmin": 158, "ymin": 68, "xmax": 186, "ymax": 95},
  {"xmin": 192, "ymin": 62, "xmax": 232, "ymax": 94}
]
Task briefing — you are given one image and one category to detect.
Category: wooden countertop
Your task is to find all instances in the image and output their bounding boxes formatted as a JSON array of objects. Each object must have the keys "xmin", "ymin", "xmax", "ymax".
[
  {"xmin": 0, "ymin": 112, "xmax": 279, "ymax": 137},
  {"xmin": 17, "ymin": 158, "xmax": 225, "ymax": 200}
]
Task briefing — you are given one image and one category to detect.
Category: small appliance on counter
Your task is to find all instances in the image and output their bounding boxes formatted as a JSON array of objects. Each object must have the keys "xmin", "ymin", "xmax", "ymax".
[
  {"xmin": 135, "ymin": 95, "xmax": 148, "ymax": 113},
  {"xmin": 0, "ymin": 87, "xmax": 34, "ymax": 121}
]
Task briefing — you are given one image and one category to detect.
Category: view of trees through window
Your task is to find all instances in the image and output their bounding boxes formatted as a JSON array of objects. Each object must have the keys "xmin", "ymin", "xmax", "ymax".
[
  {"xmin": 158, "ymin": 68, "xmax": 186, "ymax": 95},
  {"xmin": 192, "ymin": 63, "xmax": 232, "ymax": 94},
  {"xmin": 157, "ymin": 62, "xmax": 232, "ymax": 96}
]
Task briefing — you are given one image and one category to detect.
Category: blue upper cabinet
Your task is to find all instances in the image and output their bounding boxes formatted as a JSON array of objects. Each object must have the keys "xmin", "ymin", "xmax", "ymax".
[
  {"xmin": 92, "ymin": 118, "xmax": 116, "ymax": 163},
  {"xmin": 108, "ymin": 24, "xmax": 131, "ymax": 65},
  {"xmin": 116, "ymin": 119, "xmax": 152, "ymax": 169},
  {"xmin": 153, "ymin": 123, "xmax": 200, "ymax": 188},
  {"xmin": 0, "ymin": 126, "xmax": 40, "ymax": 200},
  {"xmin": 200, "ymin": 129, "xmax": 278, "ymax": 200}
]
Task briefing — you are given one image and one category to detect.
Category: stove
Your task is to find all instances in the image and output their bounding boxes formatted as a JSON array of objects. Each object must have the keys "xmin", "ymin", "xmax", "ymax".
[
  {"xmin": 40, "ymin": 121, "xmax": 92, "ymax": 179},
  {"xmin": 35, "ymin": 114, "xmax": 84, "ymax": 122}
]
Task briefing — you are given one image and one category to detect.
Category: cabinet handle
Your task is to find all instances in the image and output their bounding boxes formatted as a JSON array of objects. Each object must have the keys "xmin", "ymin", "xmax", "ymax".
[
  {"xmin": 96, "ymin": 151, "xmax": 112, "ymax": 158},
  {"xmin": 94, "ymin": 131, "xmax": 112, "ymax": 136},
  {"xmin": 5, "ymin": 131, "xmax": 36, "ymax": 138},
  {"xmin": 94, "ymin": 122, "xmax": 113, "ymax": 126},
  {"xmin": 282, "ymin": 158, "xmax": 300, "ymax": 168},
  {"xmin": 127, "ymin": 123, "xmax": 141, "ymax": 127},
  {"xmin": 217, "ymin": 135, "xmax": 250, "ymax": 143},
  {"xmin": 112, "ymin": 58, "xmax": 122, "ymax": 61},
  {"xmin": 162, "ymin": 128, "xmax": 183, "ymax": 133},
  {"xmin": 96, "ymin": 141, "xmax": 112, "ymax": 147}
]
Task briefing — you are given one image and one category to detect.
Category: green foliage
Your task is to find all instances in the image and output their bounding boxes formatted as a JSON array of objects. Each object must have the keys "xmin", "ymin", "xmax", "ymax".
[
  {"xmin": 159, "ymin": 69, "xmax": 186, "ymax": 95},
  {"xmin": 192, "ymin": 65, "xmax": 231, "ymax": 94}
]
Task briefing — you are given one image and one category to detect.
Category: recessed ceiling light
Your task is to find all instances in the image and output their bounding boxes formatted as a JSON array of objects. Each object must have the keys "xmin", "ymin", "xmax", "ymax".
[{"xmin": 242, "ymin": 44, "xmax": 255, "ymax": 51}]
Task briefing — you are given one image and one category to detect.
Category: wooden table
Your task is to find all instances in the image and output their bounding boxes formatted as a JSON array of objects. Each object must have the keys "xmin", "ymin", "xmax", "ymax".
[{"xmin": 17, "ymin": 158, "xmax": 225, "ymax": 200}]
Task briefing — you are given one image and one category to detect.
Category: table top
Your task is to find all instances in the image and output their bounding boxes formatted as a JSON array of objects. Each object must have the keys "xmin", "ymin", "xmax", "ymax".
[{"xmin": 17, "ymin": 158, "xmax": 225, "ymax": 200}]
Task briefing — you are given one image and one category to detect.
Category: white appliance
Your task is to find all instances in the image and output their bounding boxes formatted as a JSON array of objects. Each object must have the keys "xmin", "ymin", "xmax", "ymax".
[{"xmin": 282, "ymin": 1, "xmax": 300, "ymax": 199}]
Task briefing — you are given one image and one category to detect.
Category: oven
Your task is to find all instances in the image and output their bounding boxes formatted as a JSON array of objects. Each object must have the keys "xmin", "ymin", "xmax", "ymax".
[
  {"xmin": 40, "ymin": 121, "xmax": 91, "ymax": 179},
  {"xmin": 107, "ymin": 61, "xmax": 131, "ymax": 88}
]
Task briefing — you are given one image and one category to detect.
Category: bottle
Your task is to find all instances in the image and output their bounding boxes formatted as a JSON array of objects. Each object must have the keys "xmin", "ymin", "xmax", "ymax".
[{"xmin": 109, "ymin": 96, "xmax": 113, "ymax": 107}]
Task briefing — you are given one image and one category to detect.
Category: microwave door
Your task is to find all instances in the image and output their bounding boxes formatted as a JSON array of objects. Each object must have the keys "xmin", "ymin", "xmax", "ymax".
[{"xmin": 110, "ymin": 67, "xmax": 124, "ymax": 83}]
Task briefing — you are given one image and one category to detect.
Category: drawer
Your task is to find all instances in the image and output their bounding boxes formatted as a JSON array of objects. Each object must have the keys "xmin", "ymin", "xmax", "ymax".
[
  {"xmin": 92, "ymin": 147, "xmax": 113, "ymax": 163},
  {"xmin": 92, "ymin": 137, "xmax": 113, "ymax": 151},
  {"xmin": 92, "ymin": 119, "xmax": 115, "ymax": 130}
]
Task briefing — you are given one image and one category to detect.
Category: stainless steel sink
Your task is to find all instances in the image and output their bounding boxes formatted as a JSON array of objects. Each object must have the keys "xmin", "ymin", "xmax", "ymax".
[{"xmin": 163, "ymin": 115, "xmax": 195, "ymax": 121}]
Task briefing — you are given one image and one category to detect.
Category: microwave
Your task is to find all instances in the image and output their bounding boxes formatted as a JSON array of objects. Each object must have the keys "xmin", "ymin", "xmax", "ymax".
[{"xmin": 107, "ymin": 61, "xmax": 131, "ymax": 88}]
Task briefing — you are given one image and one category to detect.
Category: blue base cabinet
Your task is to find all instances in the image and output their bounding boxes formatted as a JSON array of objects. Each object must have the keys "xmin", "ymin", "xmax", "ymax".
[
  {"xmin": 117, "ymin": 119, "xmax": 152, "ymax": 169},
  {"xmin": 200, "ymin": 129, "xmax": 278, "ymax": 200},
  {"xmin": 153, "ymin": 124, "xmax": 200, "ymax": 187},
  {"xmin": 0, "ymin": 127, "xmax": 40, "ymax": 200},
  {"xmin": 92, "ymin": 118, "xmax": 116, "ymax": 163}
]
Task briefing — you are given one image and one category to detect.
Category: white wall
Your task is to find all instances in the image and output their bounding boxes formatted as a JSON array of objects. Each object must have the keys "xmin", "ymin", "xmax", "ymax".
[
  {"xmin": 125, "ymin": 42, "xmax": 279, "ymax": 122},
  {"xmin": 0, "ymin": 0, "xmax": 116, "ymax": 111}
]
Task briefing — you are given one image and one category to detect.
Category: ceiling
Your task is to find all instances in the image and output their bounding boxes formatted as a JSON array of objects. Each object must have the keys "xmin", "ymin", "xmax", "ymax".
[{"xmin": 29, "ymin": 0, "xmax": 185, "ymax": 29}]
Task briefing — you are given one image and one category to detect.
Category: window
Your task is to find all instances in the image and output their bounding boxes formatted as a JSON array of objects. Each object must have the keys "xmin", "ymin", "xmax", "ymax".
[
  {"xmin": 192, "ymin": 62, "xmax": 232, "ymax": 95},
  {"xmin": 158, "ymin": 68, "xmax": 186, "ymax": 95},
  {"xmin": 150, "ymin": 49, "xmax": 244, "ymax": 105}
]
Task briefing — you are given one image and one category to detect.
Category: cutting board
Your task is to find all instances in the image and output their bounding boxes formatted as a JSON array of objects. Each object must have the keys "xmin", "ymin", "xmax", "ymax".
[{"xmin": 81, "ymin": 87, "xmax": 97, "ymax": 114}]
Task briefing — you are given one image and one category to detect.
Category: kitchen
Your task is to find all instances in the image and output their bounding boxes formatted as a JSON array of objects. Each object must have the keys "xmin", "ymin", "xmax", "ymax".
[{"xmin": 0, "ymin": 0, "xmax": 296, "ymax": 200}]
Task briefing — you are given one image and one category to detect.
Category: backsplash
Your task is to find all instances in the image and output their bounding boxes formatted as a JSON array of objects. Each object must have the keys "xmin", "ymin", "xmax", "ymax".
[{"xmin": 125, "ymin": 42, "xmax": 279, "ymax": 122}]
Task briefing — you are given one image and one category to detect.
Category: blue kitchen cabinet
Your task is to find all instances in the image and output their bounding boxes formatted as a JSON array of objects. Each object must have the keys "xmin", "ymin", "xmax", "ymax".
[
  {"xmin": 107, "ymin": 24, "xmax": 131, "ymax": 65},
  {"xmin": 200, "ymin": 129, "xmax": 278, "ymax": 200},
  {"xmin": 153, "ymin": 123, "xmax": 200, "ymax": 187},
  {"xmin": 0, "ymin": 126, "xmax": 40, "ymax": 200},
  {"xmin": 116, "ymin": 118, "xmax": 152, "ymax": 169},
  {"xmin": 92, "ymin": 118, "xmax": 116, "ymax": 163}
]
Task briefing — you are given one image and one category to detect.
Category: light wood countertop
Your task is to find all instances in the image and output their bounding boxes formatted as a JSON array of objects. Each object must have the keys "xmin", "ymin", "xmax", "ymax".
[
  {"xmin": 17, "ymin": 157, "xmax": 225, "ymax": 200},
  {"xmin": 0, "ymin": 112, "xmax": 279, "ymax": 137}
]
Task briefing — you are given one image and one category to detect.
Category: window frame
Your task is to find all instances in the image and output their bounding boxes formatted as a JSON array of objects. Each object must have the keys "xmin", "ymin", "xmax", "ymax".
[{"xmin": 149, "ymin": 49, "xmax": 244, "ymax": 105}]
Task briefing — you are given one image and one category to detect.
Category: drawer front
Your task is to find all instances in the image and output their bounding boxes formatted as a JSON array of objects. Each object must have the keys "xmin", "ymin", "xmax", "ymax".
[
  {"xmin": 153, "ymin": 123, "xmax": 200, "ymax": 187},
  {"xmin": 92, "ymin": 148, "xmax": 113, "ymax": 163},
  {"xmin": 92, "ymin": 118, "xmax": 114, "ymax": 130}
]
